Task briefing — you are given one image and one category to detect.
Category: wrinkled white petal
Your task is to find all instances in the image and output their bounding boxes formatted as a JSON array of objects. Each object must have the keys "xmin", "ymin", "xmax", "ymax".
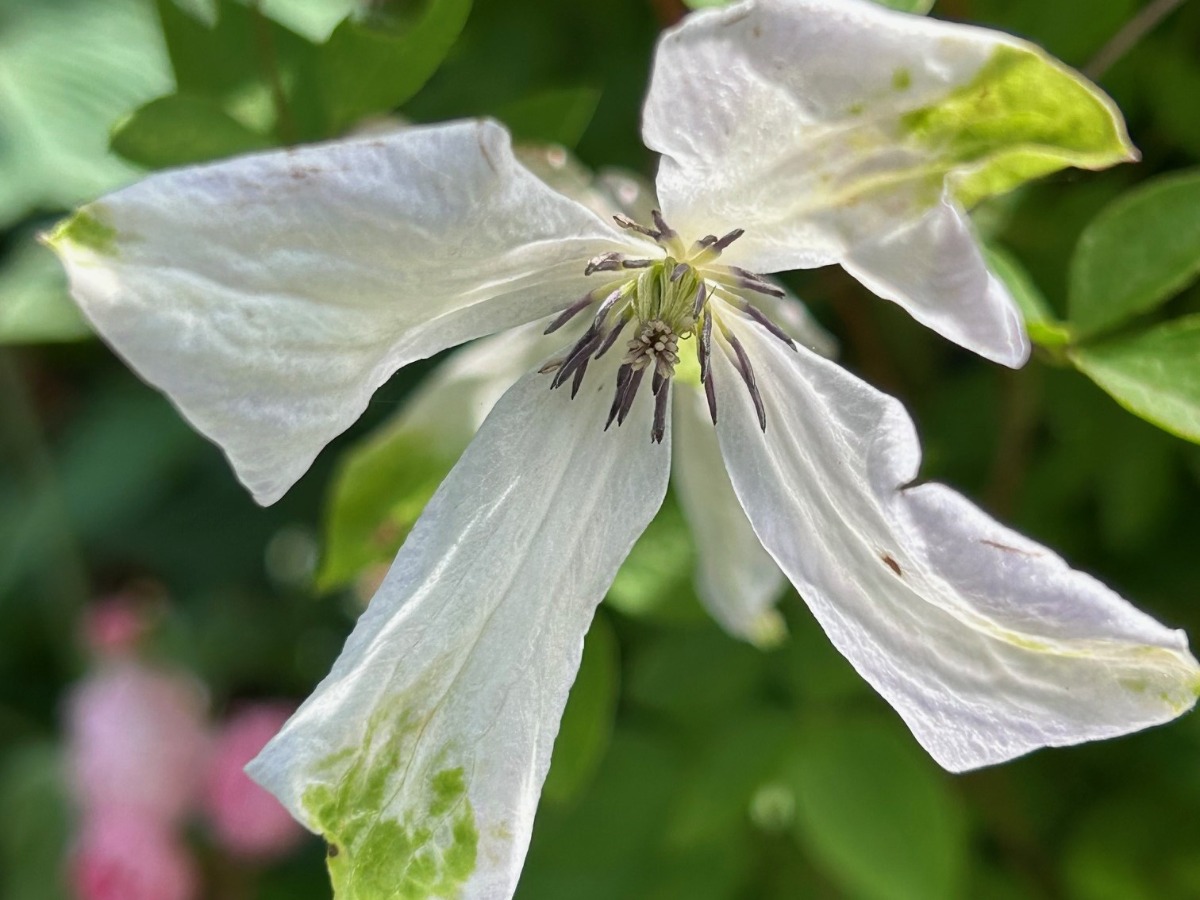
[
  {"xmin": 249, "ymin": 361, "xmax": 670, "ymax": 898},
  {"xmin": 51, "ymin": 119, "xmax": 644, "ymax": 504},
  {"xmin": 643, "ymin": 0, "xmax": 1047, "ymax": 365},
  {"xmin": 710, "ymin": 301, "xmax": 1199, "ymax": 771},
  {"xmin": 840, "ymin": 196, "xmax": 1028, "ymax": 365},
  {"xmin": 392, "ymin": 320, "xmax": 561, "ymax": 455},
  {"xmin": 672, "ymin": 383, "xmax": 787, "ymax": 646}
]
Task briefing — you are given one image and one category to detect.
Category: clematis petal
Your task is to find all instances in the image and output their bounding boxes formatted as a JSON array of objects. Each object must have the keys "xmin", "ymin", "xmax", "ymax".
[
  {"xmin": 375, "ymin": 320, "xmax": 560, "ymax": 456},
  {"xmin": 645, "ymin": 0, "xmax": 1134, "ymax": 365},
  {"xmin": 248, "ymin": 362, "xmax": 670, "ymax": 899},
  {"xmin": 839, "ymin": 196, "xmax": 1028, "ymax": 365},
  {"xmin": 672, "ymin": 383, "xmax": 787, "ymax": 646},
  {"xmin": 709, "ymin": 301, "xmax": 1200, "ymax": 771},
  {"xmin": 318, "ymin": 321, "xmax": 560, "ymax": 589},
  {"xmin": 48, "ymin": 119, "xmax": 643, "ymax": 504}
]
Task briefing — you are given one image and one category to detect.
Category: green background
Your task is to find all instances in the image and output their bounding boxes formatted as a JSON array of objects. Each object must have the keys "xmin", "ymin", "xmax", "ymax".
[{"xmin": 2, "ymin": 0, "xmax": 1200, "ymax": 898}]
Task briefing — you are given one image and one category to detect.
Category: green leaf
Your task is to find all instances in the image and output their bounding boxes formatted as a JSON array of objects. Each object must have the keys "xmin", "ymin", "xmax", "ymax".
[
  {"xmin": 320, "ymin": 0, "xmax": 473, "ymax": 133},
  {"xmin": 0, "ymin": 384, "xmax": 197, "ymax": 599},
  {"xmin": 1062, "ymin": 794, "xmax": 1200, "ymax": 900},
  {"xmin": 606, "ymin": 495, "xmax": 704, "ymax": 625},
  {"xmin": 787, "ymin": 719, "xmax": 968, "ymax": 900},
  {"xmin": 1071, "ymin": 315, "xmax": 1200, "ymax": 444},
  {"xmin": 0, "ymin": 744, "xmax": 71, "ymax": 900},
  {"xmin": 519, "ymin": 731, "xmax": 683, "ymax": 900},
  {"xmin": 317, "ymin": 426, "xmax": 457, "ymax": 591},
  {"xmin": 626, "ymin": 626, "xmax": 767, "ymax": 724},
  {"xmin": 985, "ymin": 244, "xmax": 1072, "ymax": 347},
  {"xmin": 497, "ymin": 86, "xmax": 602, "ymax": 149},
  {"xmin": 665, "ymin": 709, "xmax": 796, "ymax": 849},
  {"xmin": 901, "ymin": 45, "xmax": 1136, "ymax": 209},
  {"xmin": 154, "ymin": 0, "xmax": 324, "ymax": 142},
  {"xmin": 0, "ymin": 0, "xmax": 170, "ymax": 226},
  {"xmin": 112, "ymin": 93, "xmax": 273, "ymax": 169},
  {"xmin": 542, "ymin": 615, "xmax": 620, "ymax": 806},
  {"xmin": 0, "ymin": 238, "xmax": 89, "ymax": 344},
  {"xmin": 1069, "ymin": 168, "xmax": 1200, "ymax": 337}
]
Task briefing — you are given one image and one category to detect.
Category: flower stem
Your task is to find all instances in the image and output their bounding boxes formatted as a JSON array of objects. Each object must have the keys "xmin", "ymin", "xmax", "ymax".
[{"xmin": 1085, "ymin": 0, "xmax": 1190, "ymax": 78}]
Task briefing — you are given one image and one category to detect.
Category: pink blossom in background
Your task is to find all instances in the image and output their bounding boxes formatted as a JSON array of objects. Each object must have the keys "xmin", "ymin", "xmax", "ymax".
[
  {"xmin": 203, "ymin": 703, "xmax": 305, "ymax": 860},
  {"xmin": 65, "ymin": 661, "xmax": 209, "ymax": 825},
  {"xmin": 71, "ymin": 808, "xmax": 198, "ymax": 900},
  {"xmin": 82, "ymin": 594, "xmax": 151, "ymax": 658}
]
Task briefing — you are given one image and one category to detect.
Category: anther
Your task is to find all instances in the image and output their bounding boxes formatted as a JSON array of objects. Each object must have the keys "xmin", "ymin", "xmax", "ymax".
[
  {"xmin": 697, "ymin": 311, "xmax": 713, "ymax": 383},
  {"xmin": 615, "ymin": 367, "xmax": 646, "ymax": 427},
  {"xmin": 651, "ymin": 210, "xmax": 677, "ymax": 242},
  {"xmin": 592, "ymin": 288, "xmax": 625, "ymax": 329},
  {"xmin": 728, "ymin": 266, "xmax": 785, "ymax": 298},
  {"xmin": 594, "ymin": 314, "xmax": 631, "ymax": 360},
  {"xmin": 703, "ymin": 371, "xmax": 718, "ymax": 425},
  {"xmin": 724, "ymin": 329, "xmax": 767, "ymax": 432},
  {"xmin": 584, "ymin": 252, "xmax": 624, "ymax": 276},
  {"xmin": 605, "ymin": 365, "xmax": 633, "ymax": 430},
  {"xmin": 741, "ymin": 302, "xmax": 797, "ymax": 351},
  {"xmin": 544, "ymin": 292, "xmax": 594, "ymax": 334},
  {"xmin": 652, "ymin": 378, "xmax": 670, "ymax": 444},
  {"xmin": 670, "ymin": 262, "xmax": 690, "ymax": 282},
  {"xmin": 551, "ymin": 329, "xmax": 603, "ymax": 391},
  {"xmin": 613, "ymin": 214, "xmax": 659, "ymax": 240},
  {"xmin": 712, "ymin": 228, "xmax": 745, "ymax": 251}
]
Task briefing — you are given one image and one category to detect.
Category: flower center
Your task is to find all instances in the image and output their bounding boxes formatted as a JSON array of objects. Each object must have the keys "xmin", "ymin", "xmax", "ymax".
[{"xmin": 540, "ymin": 210, "xmax": 795, "ymax": 442}]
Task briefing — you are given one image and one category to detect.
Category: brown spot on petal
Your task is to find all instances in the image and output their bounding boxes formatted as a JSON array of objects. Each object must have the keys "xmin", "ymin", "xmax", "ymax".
[
  {"xmin": 882, "ymin": 554, "xmax": 902, "ymax": 577},
  {"xmin": 327, "ymin": 842, "xmax": 340, "ymax": 858},
  {"xmin": 478, "ymin": 129, "xmax": 498, "ymax": 175},
  {"xmin": 980, "ymin": 539, "xmax": 1041, "ymax": 557}
]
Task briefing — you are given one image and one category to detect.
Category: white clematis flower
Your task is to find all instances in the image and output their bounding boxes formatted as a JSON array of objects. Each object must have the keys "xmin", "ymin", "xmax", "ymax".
[
  {"xmin": 47, "ymin": 0, "xmax": 1199, "ymax": 897},
  {"xmin": 319, "ymin": 149, "xmax": 830, "ymax": 646}
]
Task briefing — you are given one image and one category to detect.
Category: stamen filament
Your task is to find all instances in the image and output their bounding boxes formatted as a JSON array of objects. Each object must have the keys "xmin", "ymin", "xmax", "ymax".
[
  {"xmin": 720, "ymin": 323, "xmax": 767, "ymax": 432},
  {"xmin": 544, "ymin": 292, "xmax": 595, "ymax": 335}
]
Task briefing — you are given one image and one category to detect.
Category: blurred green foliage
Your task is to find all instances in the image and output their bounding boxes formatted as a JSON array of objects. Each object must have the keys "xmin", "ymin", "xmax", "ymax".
[{"xmin": 1, "ymin": 0, "xmax": 1200, "ymax": 898}]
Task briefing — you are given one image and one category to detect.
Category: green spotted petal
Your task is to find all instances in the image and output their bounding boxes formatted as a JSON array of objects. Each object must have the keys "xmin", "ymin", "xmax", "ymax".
[
  {"xmin": 900, "ymin": 44, "xmax": 1136, "ymax": 208},
  {"xmin": 644, "ymin": 0, "xmax": 1133, "ymax": 366},
  {"xmin": 248, "ymin": 359, "xmax": 669, "ymax": 899}
]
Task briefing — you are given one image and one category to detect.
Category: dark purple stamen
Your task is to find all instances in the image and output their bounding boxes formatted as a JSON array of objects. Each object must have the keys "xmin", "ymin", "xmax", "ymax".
[
  {"xmin": 544, "ymin": 292, "xmax": 595, "ymax": 334},
  {"xmin": 725, "ymin": 330, "xmax": 767, "ymax": 432},
  {"xmin": 651, "ymin": 210, "xmax": 677, "ymax": 242},
  {"xmin": 605, "ymin": 365, "xmax": 633, "ymax": 430},
  {"xmin": 691, "ymin": 283, "xmax": 708, "ymax": 319},
  {"xmin": 613, "ymin": 214, "xmax": 659, "ymax": 240},
  {"xmin": 652, "ymin": 379, "xmax": 670, "ymax": 444},
  {"xmin": 713, "ymin": 228, "xmax": 745, "ymax": 251},
  {"xmin": 703, "ymin": 371, "xmax": 718, "ymax": 425},
  {"xmin": 584, "ymin": 252, "xmax": 624, "ymax": 276},
  {"xmin": 730, "ymin": 266, "xmax": 785, "ymax": 298},
  {"xmin": 697, "ymin": 311, "xmax": 713, "ymax": 383},
  {"xmin": 551, "ymin": 329, "xmax": 603, "ymax": 391},
  {"xmin": 594, "ymin": 314, "xmax": 631, "ymax": 360},
  {"xmin": 742, "ymin": 302, "xmax": 796, "ymax": 351}
]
